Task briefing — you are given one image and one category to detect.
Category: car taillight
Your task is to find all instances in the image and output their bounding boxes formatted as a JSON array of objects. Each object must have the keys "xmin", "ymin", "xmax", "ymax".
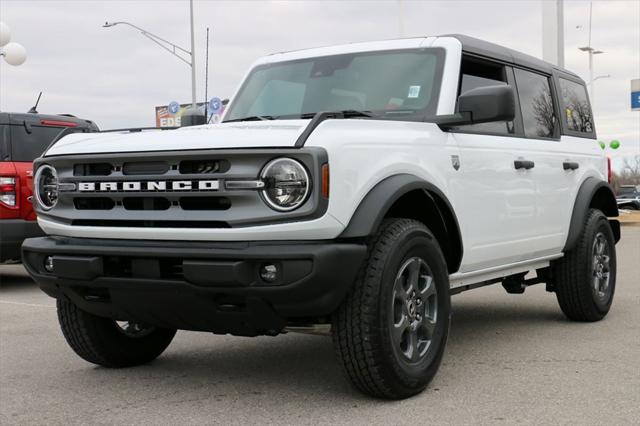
[
  {"xmin": 607, "ymin": 157, "xmax": 612, "ymax": 184},
  {"xmin": 40, "ymin": 119, "xmax": 78, "ymax": 127},
  {"xmin": 0, "ymin": 177, "xmax": 17, "ymax": 207}
]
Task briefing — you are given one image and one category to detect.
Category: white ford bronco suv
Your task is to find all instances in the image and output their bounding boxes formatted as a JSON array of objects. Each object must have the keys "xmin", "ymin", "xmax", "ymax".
[{"xmin": 23, "ymin": 35, "xmax": 620, "ymax": 399}]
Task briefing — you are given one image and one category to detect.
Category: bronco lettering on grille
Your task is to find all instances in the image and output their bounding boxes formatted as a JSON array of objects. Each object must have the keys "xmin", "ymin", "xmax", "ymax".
[{"xmin": 77, "ymin": 180, "xmax": 220, "ymax": 192}]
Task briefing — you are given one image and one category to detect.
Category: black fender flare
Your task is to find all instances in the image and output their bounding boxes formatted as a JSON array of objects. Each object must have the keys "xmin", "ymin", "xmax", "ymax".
[
  {"xmin": 339, "ymin": 174, "xmax": 463, "ymax": 272},
  {"xmin": 564, "ymin": 177, "xmax": 620, "ymax": 252}
]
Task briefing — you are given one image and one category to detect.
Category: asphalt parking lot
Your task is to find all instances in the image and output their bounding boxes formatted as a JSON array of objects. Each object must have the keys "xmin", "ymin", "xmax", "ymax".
[{"xmin": 1, "ymin": 227, "xmax": 638, "ymax": 425}]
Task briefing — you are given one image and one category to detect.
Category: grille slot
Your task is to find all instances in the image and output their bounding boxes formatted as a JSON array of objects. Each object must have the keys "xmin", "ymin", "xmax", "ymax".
[
  {"xmin": 122, "ymin": 197, "xmax": 171, "ymax": 211},
  {"xmin": 72, "ymin": 220, "xmax": 230, "ymax": 228},
  {"xmin": 179, "ymin": 159, "xmax": 230, "ymax": 174},
  {"xmin": 74, "ymin": 197, "xmax": 115, "ymax": 210},
  {"xmin": 73, "ymin": 163, "xmax": 113, "ymax": 176},
  {"xmin": 179, "ymin": 197, "xmax": 231, "ymax": 211},
  {"xmin": 123, "ymin": 161, "xmax": 169, "ymax": 175}
]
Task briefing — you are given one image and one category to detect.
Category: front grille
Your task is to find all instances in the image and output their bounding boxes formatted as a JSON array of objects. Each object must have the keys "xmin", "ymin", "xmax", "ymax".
[
  {"xmin": 73, "ymin": 163, "xmax": 113, "ymax": 176},
  {"xmin": 74, "ymin": 197, "xmax": 115, "ymax": 210},
  {"xmin": 122, "ymin": 197, "xmax": 171, "ymax": 211},
  {"xmin": 179, "ymin": 159, "xmax": 230, "ymax": 174},
  {"xmin": 123, "ymin": 161, "xmax": 169, "ymax": 175},
  {"xmin": 179, "ymin": 197, "xmax": 231, "ymax": 211},
  {"xmin": 39, "ymin": 148, "xmax": 326, "ymax": 229}
]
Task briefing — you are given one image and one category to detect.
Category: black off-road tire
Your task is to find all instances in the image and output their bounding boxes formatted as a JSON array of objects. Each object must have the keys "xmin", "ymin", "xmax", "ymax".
[
  {"xmin": 332, "ymin": 218, "xmax": 451, "ymax": 399},
  {"xmin": 57, "ymin": 297, "xmax": 177, "ymax": 367},
  {"xmin": 553, "ymin": 209, "xmax": 617, "ymax": 322}
]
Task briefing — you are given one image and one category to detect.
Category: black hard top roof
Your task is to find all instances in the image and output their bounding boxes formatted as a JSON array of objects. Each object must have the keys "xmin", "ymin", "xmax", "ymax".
[{"xmin": 444, "ymin": 34, "xmax": 582, "ymax": 81}]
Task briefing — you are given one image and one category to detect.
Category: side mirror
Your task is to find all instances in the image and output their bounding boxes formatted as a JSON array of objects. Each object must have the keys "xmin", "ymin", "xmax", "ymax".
[
  {"xmin": 434, "ymin": 84, "xmax": 516, "ymax": 129},
  {"xmin": 458, "ymin": 84, "xmax": 516, "ymax": 124}
]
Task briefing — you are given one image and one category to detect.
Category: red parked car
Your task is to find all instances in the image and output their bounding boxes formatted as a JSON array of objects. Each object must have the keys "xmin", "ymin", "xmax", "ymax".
[{"xmin": 0, "ymin": 112, "xmax": 98, "ymax": 262}]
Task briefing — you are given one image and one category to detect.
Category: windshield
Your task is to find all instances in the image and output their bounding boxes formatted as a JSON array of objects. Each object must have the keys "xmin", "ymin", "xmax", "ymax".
[{"xmin": 225, "ymin": 48, "xmax": 444, "ymax": 122}]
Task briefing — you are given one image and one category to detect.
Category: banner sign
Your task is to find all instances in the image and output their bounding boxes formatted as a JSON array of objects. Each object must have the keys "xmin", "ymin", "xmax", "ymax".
[
  {"xmin": 631, "ymin": 79, "xmax": 640, "ymax": 111},
  {"xmin": 155, "ymin": 98, "xmax": 226, "ymax": 127}
]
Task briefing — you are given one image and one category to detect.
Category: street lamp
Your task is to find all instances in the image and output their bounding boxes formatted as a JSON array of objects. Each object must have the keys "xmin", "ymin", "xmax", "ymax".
[
  {"xmin": 0, "ymin": 21, "xmax": 27, "ymax": 66},
  {"xmin": 578, "ymin": 2, "xmax": 605, "ymax": 104},
  {"xmin": 589, "ymin": 74, "xmax": 611, "ymax": 85},
  {"xmin": 103, "ymin": 0, "xmax": 197, "ymax": 107}
]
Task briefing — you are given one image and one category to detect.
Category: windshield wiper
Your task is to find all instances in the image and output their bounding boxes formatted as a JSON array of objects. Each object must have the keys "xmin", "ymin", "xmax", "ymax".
[
  {"xmin": 298, "ymin": 110, "xmax": 376, "ymax": 119},
  {"xmin": 223, "ymin": 115, "xmax": 277, "ymax": 123}
]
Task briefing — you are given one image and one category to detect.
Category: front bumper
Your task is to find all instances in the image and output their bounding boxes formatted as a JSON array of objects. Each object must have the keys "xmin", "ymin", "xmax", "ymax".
[
  {"xmin": 22, "ymin": 236, "xmax": 367, "ymax": 336},
  {"xmin": 0, "ymin": 219, "xmax": 43, "ymax": 262}
]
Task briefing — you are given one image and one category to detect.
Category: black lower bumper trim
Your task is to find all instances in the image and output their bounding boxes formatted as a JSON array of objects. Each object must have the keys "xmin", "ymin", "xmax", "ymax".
[{"xmin": 22, "ymin": 236, "xmax": 367, "ymax": 336}]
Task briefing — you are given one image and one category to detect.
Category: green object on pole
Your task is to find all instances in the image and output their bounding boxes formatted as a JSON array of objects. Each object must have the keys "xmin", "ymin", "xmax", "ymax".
[
  {"xmin": 598, "ymin": 141, "xmax": 606, "ymax": 149},
  {"xmin": 609, "ymin": 140, "xmax": 620, "ymax": 149}
]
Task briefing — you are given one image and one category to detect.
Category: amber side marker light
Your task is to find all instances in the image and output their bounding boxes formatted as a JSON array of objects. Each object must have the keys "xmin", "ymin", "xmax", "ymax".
[{"xmin": 321, "ymin": 164, "xmax": 329, "ymax": 198}]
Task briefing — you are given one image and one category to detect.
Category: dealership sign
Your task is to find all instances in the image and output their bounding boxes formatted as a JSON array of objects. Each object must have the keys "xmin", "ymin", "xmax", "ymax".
[
  {"xmin": 632, "ymin": 79, "xmax": 640, "ymax": 111},
  {"xmin": 155, "ymin": 98, "xmax": 226, "ymax": 127}
]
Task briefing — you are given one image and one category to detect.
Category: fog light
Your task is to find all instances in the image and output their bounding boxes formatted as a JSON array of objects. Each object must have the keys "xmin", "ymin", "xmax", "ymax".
[
  {"xmin": 260, "ymin": 264, "xmax": 278, "ymax": 283},
  {"xmin": 44, "ymin": 256, "xmax": 54, "ymax": 273}
]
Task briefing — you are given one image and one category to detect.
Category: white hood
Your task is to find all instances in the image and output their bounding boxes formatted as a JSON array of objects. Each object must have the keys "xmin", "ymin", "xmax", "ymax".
[{"xmin": 44, "ymin": 120, "xmax": 310, "ymax": 157}]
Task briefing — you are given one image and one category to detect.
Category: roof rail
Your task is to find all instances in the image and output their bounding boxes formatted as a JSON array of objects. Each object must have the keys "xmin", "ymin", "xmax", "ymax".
[{"xmin": 99, "ymin": 126, "xmax": 178, "ymax": 133}]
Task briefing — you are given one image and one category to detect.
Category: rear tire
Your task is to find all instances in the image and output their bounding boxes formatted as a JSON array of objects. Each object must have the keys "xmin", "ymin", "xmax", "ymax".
[
  {"xmin": 332, "ymin": 218, "xmax": 450, "ymax": 399},
  {"xmin": 57, "ymin": 297, "xmax": 176, "ymax": 367},
  {"xmin": 553, "ymin": 209, "xmax": 617, "ymax": 322}
]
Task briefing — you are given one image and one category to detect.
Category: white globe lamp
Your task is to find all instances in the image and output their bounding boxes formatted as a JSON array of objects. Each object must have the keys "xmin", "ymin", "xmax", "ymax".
[
  {"xmin": 0, "ymin": 22, "xmax": 10, "ymax": 47},
  {"xmin": 2, "ymin": 42, "xmax": 27, "ymax": 66}
]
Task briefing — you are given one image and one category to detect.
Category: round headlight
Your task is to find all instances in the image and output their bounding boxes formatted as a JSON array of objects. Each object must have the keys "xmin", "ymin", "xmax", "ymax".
[
  {"xmin": 260, "ymin": 158, "xmax": 310, "ymax": 211},
  {"xmin": 34, "ymin": 165, "xmax": 58, "ymax": 210}
]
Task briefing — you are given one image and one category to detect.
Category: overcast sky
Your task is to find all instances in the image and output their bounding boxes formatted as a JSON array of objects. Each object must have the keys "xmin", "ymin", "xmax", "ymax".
[{"xmin": 1, "ymin": 0, "xmax": 638, "ymax": 165}]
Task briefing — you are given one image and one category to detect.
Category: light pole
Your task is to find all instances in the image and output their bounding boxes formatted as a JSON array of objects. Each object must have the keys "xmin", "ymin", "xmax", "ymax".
[
  {"xmin": 103, "ymin": 0, "xmax": 197, "ymax": 108},
  {"xmin": 578, "ymin": 2, "xmax": 605, "ymax": 103}
]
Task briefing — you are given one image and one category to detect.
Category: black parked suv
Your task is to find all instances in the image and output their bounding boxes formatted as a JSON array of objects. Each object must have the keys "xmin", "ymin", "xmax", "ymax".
[{"xmin": 616, "ymin": 185, "xmax": 640, "ymax": 210}]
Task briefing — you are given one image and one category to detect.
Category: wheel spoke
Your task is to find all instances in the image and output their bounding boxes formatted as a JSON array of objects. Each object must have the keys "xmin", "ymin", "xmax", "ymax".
[
  {"xmin": 421, "ymin": 275, "xmax": 435, "ymax": 298},
  {"xmin": 408, "ymin": 329, "xmax": 419, "ymax": 362},
  {"xmin": 393, "ymin": 286, "xmax": 407, "ymax": 304},
  {"xmin": 393, "ymin": 315, "xmax": 408, "ymax": 343},
  {"xmin": 408, "ymin": 260, "xmax": 420, "ymax": 289},
  {"xmin": 421, "ymin": 317, "xmax": 436, "ymax": 340}
]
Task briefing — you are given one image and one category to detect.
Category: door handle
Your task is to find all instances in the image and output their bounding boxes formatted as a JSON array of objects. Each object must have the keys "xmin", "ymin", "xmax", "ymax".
[
  {"xmin": 563, "ymin": 161, "xmax": 579, "ymax": 170},
  {"xmin": 514, "ymin": 160, "xmax": 535, "ymax": 170}
]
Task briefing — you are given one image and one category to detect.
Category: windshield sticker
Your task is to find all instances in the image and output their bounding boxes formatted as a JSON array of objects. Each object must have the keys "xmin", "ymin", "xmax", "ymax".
[{"xmin": 408, "ymin": 85, "xmax": 421, "ymax": 98}]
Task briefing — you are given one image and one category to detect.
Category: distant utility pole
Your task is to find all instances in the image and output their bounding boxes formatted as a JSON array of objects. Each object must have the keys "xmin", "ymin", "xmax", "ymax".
[
  {"xmin": 189, "ymin": 0, "xmax": 196, "ymax": 108},
  {"xmin": 397, "ymin": 0, "xmax": 405, "ymax": 37},
  {"xmin": 542, "ymin": 0, "xmax": 565, "ymax": 68},
  {"xmin": 578, "ymin": 1, "xmax": 605, "ymax": 104},
  {"xmin": 103, "ymin": 0, "xmax": 197, "ymax": 108}
]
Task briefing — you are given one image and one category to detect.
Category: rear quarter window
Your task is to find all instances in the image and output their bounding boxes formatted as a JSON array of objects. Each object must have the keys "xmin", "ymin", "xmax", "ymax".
[
  {"xmin": 9, "ymin": 125, "xmax": 62, "ymax": 161},
  {"xmin": 558, "ymin": 78, "xmax": 595, "ymax": 136},
  {"xmin": 514, "ymin": 68, "xmax": 557, "ymax": 139},
  {"xmin": 0, "ymin": 124, "xmax": 10, "ymax": 161}
]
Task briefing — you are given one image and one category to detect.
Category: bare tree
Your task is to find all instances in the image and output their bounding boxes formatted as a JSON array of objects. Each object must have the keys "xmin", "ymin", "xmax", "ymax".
[
  {"xmin": 532, "ymin": 86, "xmax": 556, "ymax": 137},
  {"xmin": 566, "ymin": 95, "xmax": 594, "ymax": 133},
  {"xmin": 620, "ymin": 155, "xmax": 640, "ymax": 185}
]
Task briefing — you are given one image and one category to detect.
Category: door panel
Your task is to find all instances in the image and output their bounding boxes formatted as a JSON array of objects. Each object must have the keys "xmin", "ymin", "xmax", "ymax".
[{"xmin": 450, "ymin": 133, "xmax": 541, "ymax": 272}]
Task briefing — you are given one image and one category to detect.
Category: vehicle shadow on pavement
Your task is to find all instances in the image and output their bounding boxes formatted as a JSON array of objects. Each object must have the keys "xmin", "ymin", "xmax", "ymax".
[
  {"xmin": 0, "ymin": 271, "xmax": 36, "ymax": 288},
  {"xmin": 64, "ymin": 301, "xmax": 569, "ymax": 404}
]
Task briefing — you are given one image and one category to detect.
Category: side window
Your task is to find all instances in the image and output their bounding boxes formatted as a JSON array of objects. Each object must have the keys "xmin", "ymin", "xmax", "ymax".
[
  {"xmin": 9, "ymin": 125, "xmax": 62, "ymax": 161},
  {"xmin": 0, "ymin": 124, "xmax": 10, "ymax": 161},
  {"xmin": 453, "ymin": 57, "xmax": 514, "ymax": 135},
  {"xmin": 558, "ymin": 78, "xmax": 594, "ymax": 134},
  {"xmin": 514, "ymin": 68, "xmax": 557, "ymax": 139}
]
